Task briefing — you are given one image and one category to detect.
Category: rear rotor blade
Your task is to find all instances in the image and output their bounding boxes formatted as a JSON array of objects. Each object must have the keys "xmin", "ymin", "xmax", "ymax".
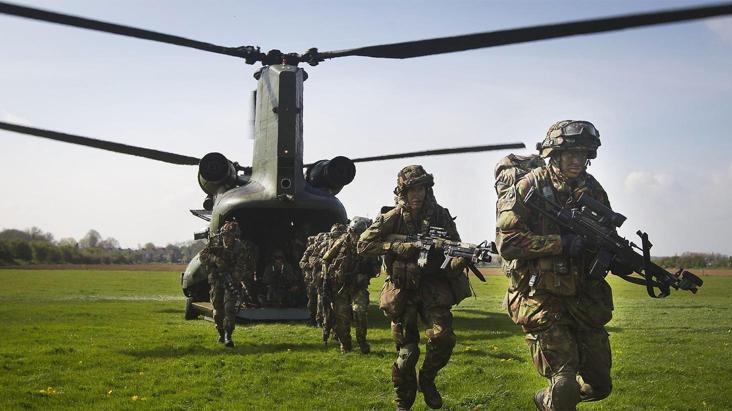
[
  {"xmin": 319, "ymin": 3, "xmax": 732, "ymax": 60},
  {"xmin": 0, "ymin": 121, "xmax": 200, "ymax": 165},
  {"xmin": 304, "ymin": 142, "xmax": 525, "ymax": 167}
]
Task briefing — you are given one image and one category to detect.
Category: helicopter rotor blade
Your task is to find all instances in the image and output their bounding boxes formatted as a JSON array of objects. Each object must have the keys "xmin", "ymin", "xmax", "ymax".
[
  {"xmin": 0, "ymin": 121, "xmax": 200, "ymax": 166},
  {"xmin": 0, "ymin": 1, "xmax": 261, "ymax": 62},
  {"xmin": 304, "ymin": 142, "xmax": 526, "ymax": 167},
  {"xmin": 318, "ymin": 3, "xmax": 732, "ymax": 60}
]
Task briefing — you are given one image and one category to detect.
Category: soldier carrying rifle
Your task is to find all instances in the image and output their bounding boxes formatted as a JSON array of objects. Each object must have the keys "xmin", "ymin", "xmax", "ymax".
[{"xmin": 199, "ymin": 220, "xmax": 257, "ymax": 348}]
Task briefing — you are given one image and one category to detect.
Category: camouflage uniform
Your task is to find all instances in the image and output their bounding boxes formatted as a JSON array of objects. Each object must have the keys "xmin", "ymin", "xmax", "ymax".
[
  {"xmin": 358, "ymin": 165, "xmax": 464, "ymax": 410},
  {"xmin": 322, "ymin": 217, "xmax": 380, "ymax": 353},
  {"xmin": 320, "ymin": 223, "xmax": 347, "ymax": 343},
  {"xmin": 262, "ymin": 251, "xmax": 299, "ymax": 306},
  {"xmin": 496, "ymin": 121, "xmax": 613, "ymax": 410},
  {"xmin": 199, "ymin": 221, "xmax": 257, "ymax": 347},
  {"xmin": 299, "ymin": 233, "xmax": 327, "ymax": 325}
]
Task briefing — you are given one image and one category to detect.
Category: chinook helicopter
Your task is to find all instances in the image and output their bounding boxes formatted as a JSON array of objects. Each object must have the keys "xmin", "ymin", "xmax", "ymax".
[{"xmin": 0, "ymin": 2, "xmax": 730, "ymax": 320}]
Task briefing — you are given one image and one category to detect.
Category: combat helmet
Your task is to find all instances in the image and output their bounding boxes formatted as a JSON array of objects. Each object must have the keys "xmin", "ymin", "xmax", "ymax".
[
  {"xmin": 348, "ymin": 216, "xmax": 372, "ymax": 235},
  {"xmin": 537, "ymin": 120, "xmax": 601, "ymax": 159},
  {"xmin": 330, "ymin": 223, "xmax": 347, "ymax": 235},
  {"xmin": 220, "ymin": 220, "xmax": 240, "ymax": 237},
  {"xmin": 394, "ymin": 165, "xmax": 434, "ymax": 195}
]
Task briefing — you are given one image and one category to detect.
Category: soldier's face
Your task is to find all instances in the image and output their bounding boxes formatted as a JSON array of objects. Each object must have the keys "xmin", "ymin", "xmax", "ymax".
[
  {"xmin": 559, "ymin": 150, "xmax": 589, "ymax": 178},
  {"xmin": 406, "ymin": 184, "xmax": 427, "ymax": 212}
]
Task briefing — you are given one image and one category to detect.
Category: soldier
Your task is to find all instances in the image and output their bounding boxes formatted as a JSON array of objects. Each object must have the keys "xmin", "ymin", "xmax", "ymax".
[
  {"xmin": 322, "ymin": 217, "xmax": 380, "ymax": 354},
  {"xmin": 262, "ymin": 249, "xmax": 297, "ymax": 306},
  {"xmin": 299, "ymin": 234, "xmax": 323, "ymax": 325},
  {"xmin": 495, "ymin": 120, "xmax": 613, "ymax": 410},
  {"xmin": 358, "ymin": 165, "xmax": 468, "ymax": 411},
  {"xmin": 320, "ymin": 223, "xmax": 347, "ymax": 345},
  {"xmin": 199, "ymin": 220, "xmax": 257, "ymax": 347}
]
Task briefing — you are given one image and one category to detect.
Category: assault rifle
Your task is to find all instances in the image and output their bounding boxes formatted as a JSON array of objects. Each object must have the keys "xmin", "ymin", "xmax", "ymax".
[
  {"xmin": 386, "ymin": 227, "xmax": 495, "ymax": 282},
  {"xmin": 523, "ymin": 187, "xmax": 703, "ymax": 298}
]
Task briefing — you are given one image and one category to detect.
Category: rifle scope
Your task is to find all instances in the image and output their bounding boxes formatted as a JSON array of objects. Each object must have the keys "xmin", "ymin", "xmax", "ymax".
[{"xmin": 577, "ymin": 193, "xmax": 627, "ymax": 228}]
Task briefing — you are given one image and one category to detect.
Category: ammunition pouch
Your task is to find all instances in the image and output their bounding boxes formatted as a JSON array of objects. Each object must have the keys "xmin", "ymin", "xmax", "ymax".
[
  {"xmin": 379, "ymin": 280, "xmax": 408, "ymax": 320},
  {"xmin": 534, "ymin": 256, "xmax": 577, "ymax": 297},
  {"xmin": 567, "ymin": 278, "xmax": 614, "ymax": 328},
  {"xmin": 391, "ymin": 259, "xmax": 421, "ymax": 290},
  {"xmin": 446, "ymin": 271, "xmax": 472, "ymax": 305}
]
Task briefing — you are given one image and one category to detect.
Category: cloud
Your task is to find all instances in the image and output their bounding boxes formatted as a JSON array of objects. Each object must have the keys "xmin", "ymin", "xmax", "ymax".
[
  {"xmin": 624, "ymin": 170, "xmax": 674, "ymax": 193},
  {"xmin": 706, "ymin": 17, "xmax": 732, "ymax": 44},
  {"xmin": 0, "ymin": 110, "xmax": 31, "ymax": 126}
]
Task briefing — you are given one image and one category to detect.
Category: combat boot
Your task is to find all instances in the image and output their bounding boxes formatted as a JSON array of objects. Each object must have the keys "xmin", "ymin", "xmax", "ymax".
[
  {"xmin": 418, "ymin": 372, "xmax": 443, "ymax": 409},
  {"xmin": 340, "ymin": 340, "xmax": 352, "ymax": 354},
  {"xmin": 223, "ymin": 329, "xmax": 235, "ymax": 348},
  {"xmin": 216, "ymin": 327, "xmax": 225, "ymax": 344},
  {"xmin": 358, "ymin": 340, "xmax": 371, "ymax": 354}
]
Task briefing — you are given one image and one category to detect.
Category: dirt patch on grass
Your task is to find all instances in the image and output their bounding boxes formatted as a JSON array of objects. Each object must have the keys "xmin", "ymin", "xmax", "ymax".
[{"xmin": 0, "ymin": 264, "xmax": 187, "ymax": 271}]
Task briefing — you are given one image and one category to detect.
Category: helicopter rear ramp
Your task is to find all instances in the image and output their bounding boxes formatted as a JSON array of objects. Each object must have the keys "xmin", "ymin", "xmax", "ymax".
[{"xmin": 191, "ymin": 302, "xmax": 310, "ymax": 322}]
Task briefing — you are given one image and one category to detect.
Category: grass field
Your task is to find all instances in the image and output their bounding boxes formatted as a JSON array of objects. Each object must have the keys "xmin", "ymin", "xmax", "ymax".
[{"xmin": 0, "ymin": 269, "xmax": 729, "ymax": 410}]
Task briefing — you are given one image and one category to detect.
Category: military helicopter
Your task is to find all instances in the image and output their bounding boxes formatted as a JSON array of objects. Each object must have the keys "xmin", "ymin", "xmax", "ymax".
[{"xmin": 1, "ymin": 1, "xmax": 730, "ymax": 320}]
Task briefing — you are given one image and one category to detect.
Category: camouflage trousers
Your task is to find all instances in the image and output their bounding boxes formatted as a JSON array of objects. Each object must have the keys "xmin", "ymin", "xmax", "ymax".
[
  {"xmin": 527, "ymin": 320, "xmax": 612, "ymax": 411},
  {"xmin": 391, "ymin": 303, "xmax": 456, "ymax": 409},
  {"xmin": 332, "ymin": 286, "xmax": 370, "ymax": 350},
  {"xmin": 306, "ymin": 270, "xmax": 322, "ymax": 325},
  {"xmin": 208, "ymin": 272, "xmax": 241, "ymax": 333}
]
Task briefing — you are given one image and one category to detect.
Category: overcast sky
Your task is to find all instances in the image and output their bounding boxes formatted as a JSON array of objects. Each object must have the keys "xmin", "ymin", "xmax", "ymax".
[{"xmin": 1, "ymin": 0, "xmax": 731, "ymax": 255}]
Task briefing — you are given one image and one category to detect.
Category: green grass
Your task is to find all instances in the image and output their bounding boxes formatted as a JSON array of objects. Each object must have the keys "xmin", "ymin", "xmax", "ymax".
[{"xmin": 0, "ymin": 270, "xmax": 729, "ymax": 410}]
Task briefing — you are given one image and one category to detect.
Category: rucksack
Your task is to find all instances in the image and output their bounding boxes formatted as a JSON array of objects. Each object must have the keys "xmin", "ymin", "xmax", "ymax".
[{"xmin": 493, "ymin": 154, "xmax": 546, "ymax": 271}]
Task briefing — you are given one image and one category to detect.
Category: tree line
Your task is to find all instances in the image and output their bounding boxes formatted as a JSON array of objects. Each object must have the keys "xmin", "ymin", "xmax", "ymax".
[
  {"xmin": 0, "ymin": 227, "xmax": 728, "ymax": 268},
  {"xmin": 0, "ymin": 227, "xmax": 205, "ymax": 265}
]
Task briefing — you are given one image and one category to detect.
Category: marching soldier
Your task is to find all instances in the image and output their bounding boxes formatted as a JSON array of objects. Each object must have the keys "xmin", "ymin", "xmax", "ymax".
[
  {"xmin": 496, "ymin": 120, "xmax": 614, "ymax": 410},
  {"xmin": 300, "ymin": 232, "xmax": 328, "ymax": 326},
  {"xmin": 322, "ymin": 217, "xmax": 380, "ymax": 354},
  {"xmin": 358, "ymin": 165, "xmax": 468, "ymax": 411},
  {"xmin": 199, "ymin": 220, "xmax": 257, "ymax": 347},
  {"xmin": 320, "ymin": 223, "xmax": 347, "ymax": 345}
]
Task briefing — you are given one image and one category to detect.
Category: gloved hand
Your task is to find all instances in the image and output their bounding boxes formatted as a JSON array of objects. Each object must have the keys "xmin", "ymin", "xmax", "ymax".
[
  {"xmin": 391, "ymin": 241, "xmax": 419, "ymax": 258},
  {"xmin": 449, "ymin": 256, "xmax": 469, "ymax": 272},
  {"xmin": 561, "ymin": 234, "xmax": 585, "ymax": 257}
]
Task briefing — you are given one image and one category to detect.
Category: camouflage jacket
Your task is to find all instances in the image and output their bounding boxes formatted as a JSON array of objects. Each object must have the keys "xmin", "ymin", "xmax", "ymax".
[
  {"xmin": 358, "ymin": 199, "xmax": 463, "ymax": 316},
  {"xmin": 199, "ymin": 238, "xmax": 257, "ymax": 281},
  {"xmin": 496, "ymin": 165, "xmax": 614, "ymax": 331}
]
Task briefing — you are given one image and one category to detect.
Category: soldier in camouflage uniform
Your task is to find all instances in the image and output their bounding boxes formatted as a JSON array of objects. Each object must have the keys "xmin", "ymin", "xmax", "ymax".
[
  {"xmin": 322, "ymin": 217, "xmax": 380, "ymax": 354},
  {"xmin": 299, "ymin": 233, "xmax": 328, "ymax": 326},
  {"xmin": 320, "ymin": 223, "xmax": 347, "ymax": 344},
  {"xmin": 262, "ymin": 249, "xmax": 298, "ymax": 306},
  {"xmin": 199, "ymin": 220, "xmax": 257, "ymax": 347},
  {"xmin": 495, "ymin": 121, "xmax": 614, "ymax": 410},
  {"xmin": 358, "ymin": 165, "xmax": 468, "ymax": 411}
]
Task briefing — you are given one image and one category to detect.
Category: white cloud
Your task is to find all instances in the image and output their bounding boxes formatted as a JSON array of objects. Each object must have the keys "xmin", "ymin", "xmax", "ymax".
[
  {"xmin": 706, "ymin": 17, "xmax": 732, "ymax": 44},
  {"xmin": 624, "ymin": 171, "xmax": 674, "ymax": 193},
  {"xmin": 0, "ymin": 110, "xmax": 31, "ymax": 126}
]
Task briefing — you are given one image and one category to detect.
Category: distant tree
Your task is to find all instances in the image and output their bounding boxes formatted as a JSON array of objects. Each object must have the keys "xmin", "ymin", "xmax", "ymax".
[
  {"xmin": 79, "ymin": 230, "xmax": 102, "ymax": 249},
  {"xmin": 11, "ymin": 240, "xmax": 33, "ymax": 261},
  {"xmin": 98, "ymin": 237, "xmax": 120, "ymax": 250},
  {"xmin": 58, "ymin": 237, "xmax": 78, "ymax": 247},
  {"xmin": 0, "ymin": 241, "xmax": 13, "ymax": 263},
  {"xmin": 0, "ymin": 229, "xmax": 31, "ymax": 241},
  {"xmin": 27, "ymin": 226, "xmax": 53, "ymax": 242}
]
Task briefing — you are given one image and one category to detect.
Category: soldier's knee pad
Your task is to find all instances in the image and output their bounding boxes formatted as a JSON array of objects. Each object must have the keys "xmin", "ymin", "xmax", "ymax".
[
  {"xmin": 581, "ymin": 382, "xmax": 612, "ymax": 402},
  {"xmin": 550, "ymin": 371, "xmax": 581, "ymax": 410}
]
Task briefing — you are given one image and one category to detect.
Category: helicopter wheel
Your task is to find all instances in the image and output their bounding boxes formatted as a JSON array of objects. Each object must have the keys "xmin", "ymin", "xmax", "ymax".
[{"xmin": 184, "ymin": 297, "xmax": 198, "ymax": 320}]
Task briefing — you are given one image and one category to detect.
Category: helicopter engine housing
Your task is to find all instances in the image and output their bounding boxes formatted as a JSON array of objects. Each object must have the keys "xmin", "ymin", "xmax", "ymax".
[
  {"xmin": 306, "ymin": 156, "xmax": 356, "ymax": 195},
  {"xmin": 197, "ymin": 152, "xmax": 238, "ymax": 195}
]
